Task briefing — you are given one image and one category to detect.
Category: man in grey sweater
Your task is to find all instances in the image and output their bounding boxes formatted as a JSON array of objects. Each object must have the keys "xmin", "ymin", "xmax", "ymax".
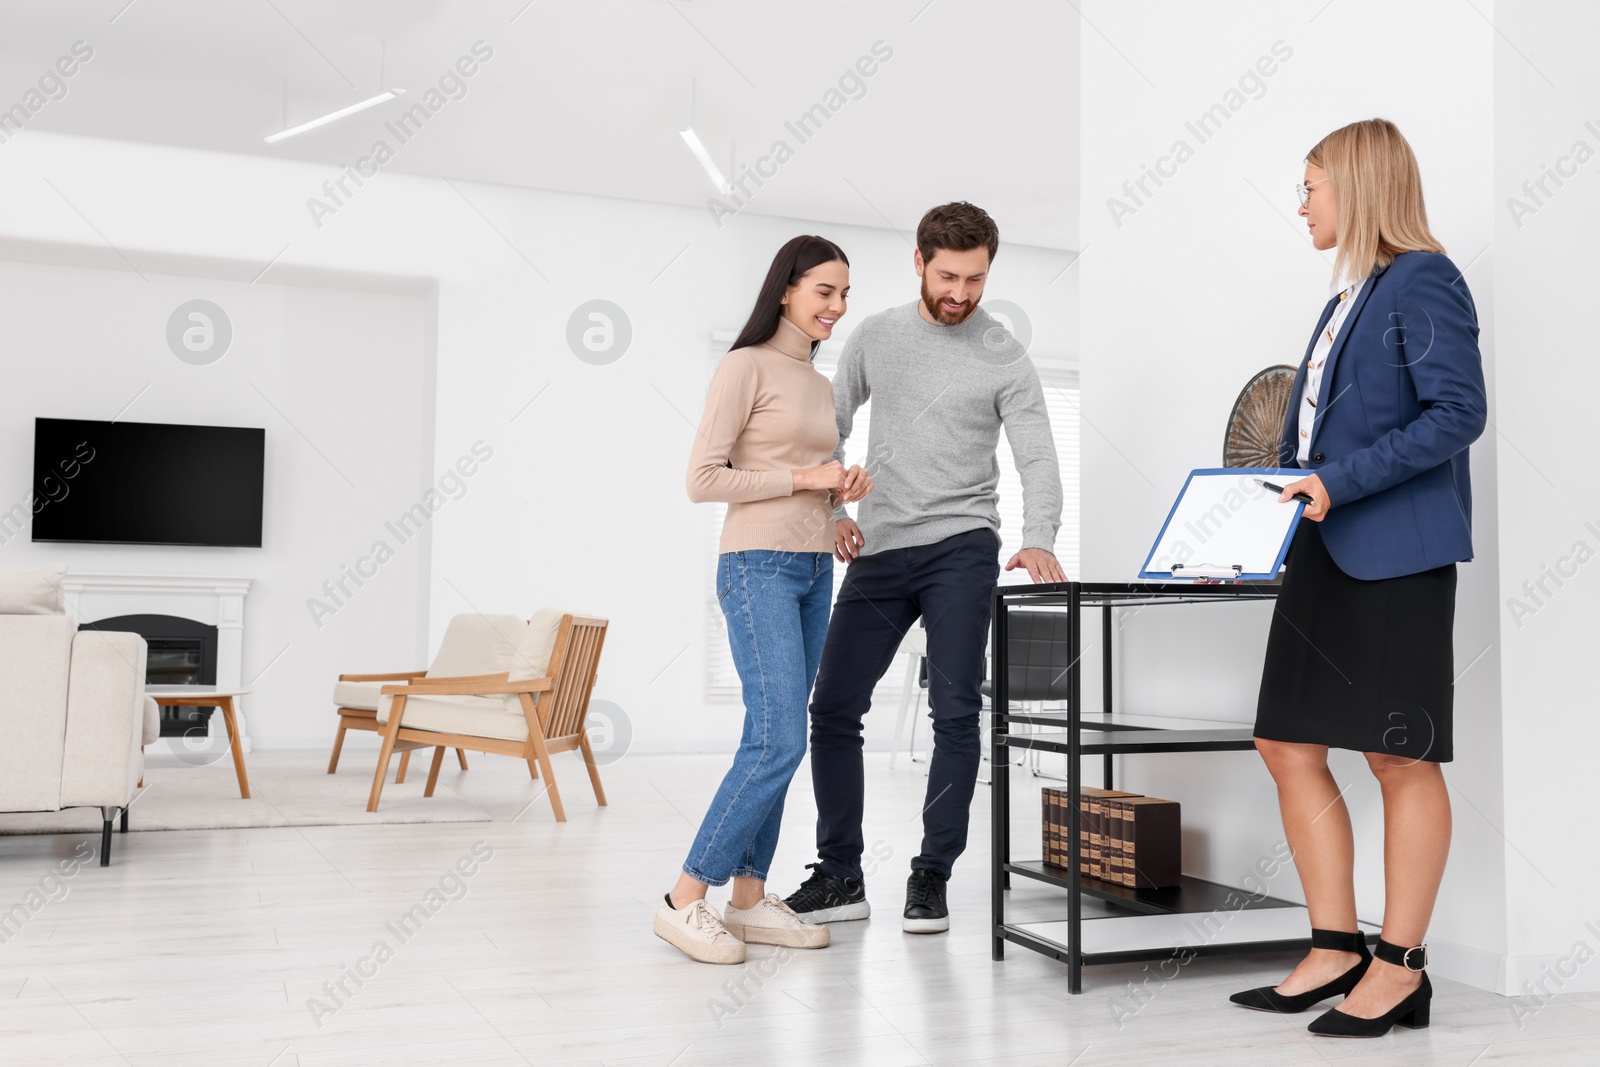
[{"xmin": 784, "ymin": 202, "xmax": 1065, "ymax": 934}]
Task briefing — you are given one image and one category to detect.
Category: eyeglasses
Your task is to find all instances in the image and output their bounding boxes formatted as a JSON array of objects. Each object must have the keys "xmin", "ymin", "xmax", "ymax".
[{"xmin": 1296, "ymin": 177, "xmax": 1330, "ymax": 207}]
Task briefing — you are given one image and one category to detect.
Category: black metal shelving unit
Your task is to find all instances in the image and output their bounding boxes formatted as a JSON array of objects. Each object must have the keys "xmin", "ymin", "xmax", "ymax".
[{"xmin": 989, "ymin": 581, "xmax": 1365, "ymax": 993}]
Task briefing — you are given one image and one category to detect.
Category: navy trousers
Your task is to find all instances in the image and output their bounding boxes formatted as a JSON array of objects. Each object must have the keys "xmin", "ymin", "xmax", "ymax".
[{"xmin": 808, "ymin": 526, "xmax": 1000, "ymax": 881}]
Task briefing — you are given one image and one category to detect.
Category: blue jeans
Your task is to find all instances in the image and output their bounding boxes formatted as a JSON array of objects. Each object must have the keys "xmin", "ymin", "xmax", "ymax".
[{"xmin": 683, "ymin": 550, "xmax": 832, "ymax": 886}]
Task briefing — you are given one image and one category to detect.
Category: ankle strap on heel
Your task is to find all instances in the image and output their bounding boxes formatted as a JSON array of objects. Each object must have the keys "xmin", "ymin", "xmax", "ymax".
[
  {"xmin": 1310, "ymin": 928, "xmax": 1370, "ymax": 954},
  {"xmin": 1375, "ymin": 938, "xmax": 1428, "ymax": 970}
]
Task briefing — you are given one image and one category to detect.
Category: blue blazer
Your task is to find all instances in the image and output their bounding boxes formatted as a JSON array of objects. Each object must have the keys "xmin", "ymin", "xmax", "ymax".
[{"xmin": 1278, "ymin": 251, "xmax": 1487, "ymax": 581}]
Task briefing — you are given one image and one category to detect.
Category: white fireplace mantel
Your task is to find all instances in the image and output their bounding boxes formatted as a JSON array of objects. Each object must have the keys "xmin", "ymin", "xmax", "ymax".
[{"xmin": 63, "ymin": 573, "xmax": 254, "ymax": 751}]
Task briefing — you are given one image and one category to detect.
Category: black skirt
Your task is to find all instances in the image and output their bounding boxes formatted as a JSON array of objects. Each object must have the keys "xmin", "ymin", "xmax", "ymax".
[{"xmin": 1255, "ymin": 520, "xmax": 1457, "ymax": 763}]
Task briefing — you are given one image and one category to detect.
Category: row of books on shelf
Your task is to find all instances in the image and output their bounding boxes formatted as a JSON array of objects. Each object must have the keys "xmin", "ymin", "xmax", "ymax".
[{"xmin": 1042, "ymin": 786, "xmax": 1181, "ymax": 889}]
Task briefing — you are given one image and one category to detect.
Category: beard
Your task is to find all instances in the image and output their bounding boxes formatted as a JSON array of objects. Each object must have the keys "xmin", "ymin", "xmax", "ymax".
[{"xmin": 920, "ymin": 277, "xmax": 976, "ymax": 325}]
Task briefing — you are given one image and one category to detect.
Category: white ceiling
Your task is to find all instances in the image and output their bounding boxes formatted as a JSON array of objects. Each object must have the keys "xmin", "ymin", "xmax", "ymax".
[{"xmin": 0, "ymin": 0, "xmax": 1079, "ymax": 251}]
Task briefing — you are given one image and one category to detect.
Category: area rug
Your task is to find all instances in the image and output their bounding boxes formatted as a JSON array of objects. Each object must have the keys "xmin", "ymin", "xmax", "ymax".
[{"xmin": 0, "ymin": 763, "xmax": 492, "ymax": 834}]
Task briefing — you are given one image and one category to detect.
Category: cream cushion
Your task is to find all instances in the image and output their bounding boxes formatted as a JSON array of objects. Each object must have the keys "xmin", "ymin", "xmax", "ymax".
[
  {"xmin": 375, "ymin": 694, "xmax": 529, "ymax": 742},
  {"xmin": 374, "ymin": 610, "xmax": 580, "ymax": 741},
  {"xmin": 142, "ymin": 696, "xmax": 160, "ymax": 746},
  {"xmin": 509, "ymin": 608, "xmax": 566, "ymax": 681},
  {"xmin": 0, "ymin": 563, "xmax": 67, "ymax": 615},
  {"xmin": 352, "ymin": 611, "xmax": 527, "ymax": 719},
  {"xmin": 426, "ymin": 613, "xmax": 525, "ymax": 679},
  {"xmin": 332, "ymin": 679, "xmax": 384, "ymax": 711}
]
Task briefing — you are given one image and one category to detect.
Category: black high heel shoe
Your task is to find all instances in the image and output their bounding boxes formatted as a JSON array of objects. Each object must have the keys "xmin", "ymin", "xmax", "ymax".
[
  {"xmin": 1308, "ymin": 938, "xmax": 1431, "ymax": 1037},
  {"xmin": 1229, "ymin": 929, "xmax": 1371, "ymax": 1013}
]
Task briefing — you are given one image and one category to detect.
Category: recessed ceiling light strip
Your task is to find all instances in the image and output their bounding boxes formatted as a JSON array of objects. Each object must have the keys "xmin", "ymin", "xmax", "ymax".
[{"xmin": 264, "ymin": 89, "xmax": 405, "ymax": 145}]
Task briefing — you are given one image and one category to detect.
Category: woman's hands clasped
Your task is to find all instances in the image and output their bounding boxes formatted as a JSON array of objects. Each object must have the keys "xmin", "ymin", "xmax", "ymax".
[
  {"xmin": 838, "ymin": 464, "xmax": 871, "ymax": 504},
  {"xmin": 794, "ymin": 462, "xmax": 873, "ymax": 564},
  {"xmin": 794, "ymin": 461, "xmax": 873, "ymax": 504}
]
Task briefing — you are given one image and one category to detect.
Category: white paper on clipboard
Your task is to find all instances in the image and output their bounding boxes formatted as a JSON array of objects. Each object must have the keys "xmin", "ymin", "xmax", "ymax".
[{"xmin": 1138, "ymin": 468, "xmax": 1307, "ymax": 581}]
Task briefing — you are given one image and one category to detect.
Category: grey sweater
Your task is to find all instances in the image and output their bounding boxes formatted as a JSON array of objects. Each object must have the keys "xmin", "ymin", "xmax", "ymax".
[{"xmin": 831, "ymin": 301, "xmax": 1063, "ymax": 556}]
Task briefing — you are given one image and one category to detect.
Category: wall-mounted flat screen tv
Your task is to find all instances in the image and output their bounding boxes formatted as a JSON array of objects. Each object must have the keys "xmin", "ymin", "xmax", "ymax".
[{"xmin": 31, "ymin": 418, "xmax": 265, "ymax": 547}]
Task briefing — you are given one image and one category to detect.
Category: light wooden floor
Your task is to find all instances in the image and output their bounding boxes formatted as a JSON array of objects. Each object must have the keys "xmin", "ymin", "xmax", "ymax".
[{"xmin": 0, "ymin": 749, "xmax": 1595, "ymax": 1066}]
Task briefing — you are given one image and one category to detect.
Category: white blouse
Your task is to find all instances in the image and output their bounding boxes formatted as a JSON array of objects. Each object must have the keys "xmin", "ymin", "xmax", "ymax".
[{"xmin": 1297, "ymin": 273, "xmax": 1368, "ymax": 465}]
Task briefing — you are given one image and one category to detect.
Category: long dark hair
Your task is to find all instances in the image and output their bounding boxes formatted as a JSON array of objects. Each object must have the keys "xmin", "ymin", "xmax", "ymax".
[{"xmin": 729, "ymin": 235, "xmax": 849, "ymax": 358}]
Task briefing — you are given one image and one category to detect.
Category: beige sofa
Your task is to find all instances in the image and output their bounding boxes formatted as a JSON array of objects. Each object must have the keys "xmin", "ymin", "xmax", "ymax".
[{"xmin": 0, "ymin": 564, "xmax": 158, "ymax": 865}]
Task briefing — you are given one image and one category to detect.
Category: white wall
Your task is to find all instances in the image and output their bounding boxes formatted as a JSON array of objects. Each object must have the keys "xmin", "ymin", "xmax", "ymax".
[
  {"xmin": 0, "ymin": 253, "xmax": 434, "ymax": 750},
  {"xmin": 0, "ymin": 129, "xmax": 1077, "ymax": 757},
  {"xmin": 1490, "ymin": 1, "xmax": 1600, "ymax": 994},
  {"xmin": 1079, "ymin": 0, "xmax": 1511, "ymax": 989}
]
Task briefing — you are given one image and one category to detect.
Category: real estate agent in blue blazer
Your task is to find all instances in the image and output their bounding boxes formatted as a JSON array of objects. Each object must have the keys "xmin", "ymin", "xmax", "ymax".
[
  {"xmin": 1232, "ymin": 119, "xmax": 1487, "ymax": 1040},
  {"xmin": 1279, "ymin": 250, "xmax": 1487, "ymax": 580}
]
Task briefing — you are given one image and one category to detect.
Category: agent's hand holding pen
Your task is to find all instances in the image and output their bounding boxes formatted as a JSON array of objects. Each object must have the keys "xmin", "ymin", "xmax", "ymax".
[{"xmin": 1259, "ymin": 474, "xmax": 1332, "ymax": 522}]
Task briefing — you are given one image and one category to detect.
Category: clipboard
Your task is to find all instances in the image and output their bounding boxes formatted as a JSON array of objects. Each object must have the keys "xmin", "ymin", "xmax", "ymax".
[{"xmin": 1138, "ymin": 468, "xmax": 1307, "ymax": 581}]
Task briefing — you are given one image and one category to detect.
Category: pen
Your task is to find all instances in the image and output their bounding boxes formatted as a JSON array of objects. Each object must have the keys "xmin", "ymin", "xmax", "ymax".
[{"xmin": 1258, "ymin": 478, "xmax": 1315, "ymax": 506}]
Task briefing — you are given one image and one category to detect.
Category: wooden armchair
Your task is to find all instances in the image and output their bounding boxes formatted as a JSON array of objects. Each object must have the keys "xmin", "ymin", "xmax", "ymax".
[
  {"xmin": 329, "ymin": 671, "xmax": 471, "ymax": 784},
  {"xmin": 329, "ymin": 612, "xmax": 535, "ymax": 784},
  {"xmin": 367, "ymin": 613, "xmax": 609, "ymax": 822}
]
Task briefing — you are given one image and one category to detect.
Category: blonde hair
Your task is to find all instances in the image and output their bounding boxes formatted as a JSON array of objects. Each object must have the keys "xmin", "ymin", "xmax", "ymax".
[{"xmin": 1307, "ymin": 118, "xmax": 1443, "ymax": 283}]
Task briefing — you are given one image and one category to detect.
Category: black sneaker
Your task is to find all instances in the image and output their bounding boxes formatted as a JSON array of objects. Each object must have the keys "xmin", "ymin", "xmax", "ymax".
[
  {"xmin": 903, "ymin": 869, "xmax": 949, "ymax": 933},
  {"xmin": 783, "ymin": 862, "xmax": 870, "ymax": 923}
]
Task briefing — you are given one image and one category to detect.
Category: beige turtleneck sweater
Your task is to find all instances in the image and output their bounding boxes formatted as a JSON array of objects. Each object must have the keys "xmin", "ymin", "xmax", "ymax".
[{"xmin": 687, "ymin": 314, "xmax": 839, "ymax": 554}]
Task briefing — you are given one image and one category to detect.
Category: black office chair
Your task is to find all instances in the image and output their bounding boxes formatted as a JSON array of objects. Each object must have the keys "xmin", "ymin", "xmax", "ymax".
[
  {"xmin": 900, "ymin": 609, "xmax": 1075, "ymax": 780},
  {"xmin": 889, "ymin": 625, "xmax": 929, "ymax": 770},
  {"xmin": 981, "ymin": 608, "xmax": 1075, "ymax": 779}
]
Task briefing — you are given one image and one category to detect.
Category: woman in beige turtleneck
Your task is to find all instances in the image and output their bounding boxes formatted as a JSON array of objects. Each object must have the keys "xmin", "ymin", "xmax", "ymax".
[{"xmin": 652, "ymin": 235, "xmax": 872, "ymax": 965}]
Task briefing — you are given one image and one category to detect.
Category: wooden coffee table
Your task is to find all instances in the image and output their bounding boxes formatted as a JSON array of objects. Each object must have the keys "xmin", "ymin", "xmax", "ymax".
[{"xmin": 145, "ymin": 685, "xmax": 253, "ymax": 799}]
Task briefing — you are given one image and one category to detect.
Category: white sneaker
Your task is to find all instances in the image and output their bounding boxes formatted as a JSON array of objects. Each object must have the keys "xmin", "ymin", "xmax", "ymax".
[
  {"xmin": 724, "ymin": 894, "xmax": 830, "ymax": 949},
  {"xmin": 653, "ymin": 895, "xmax": 746, "ymax": 964}
]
